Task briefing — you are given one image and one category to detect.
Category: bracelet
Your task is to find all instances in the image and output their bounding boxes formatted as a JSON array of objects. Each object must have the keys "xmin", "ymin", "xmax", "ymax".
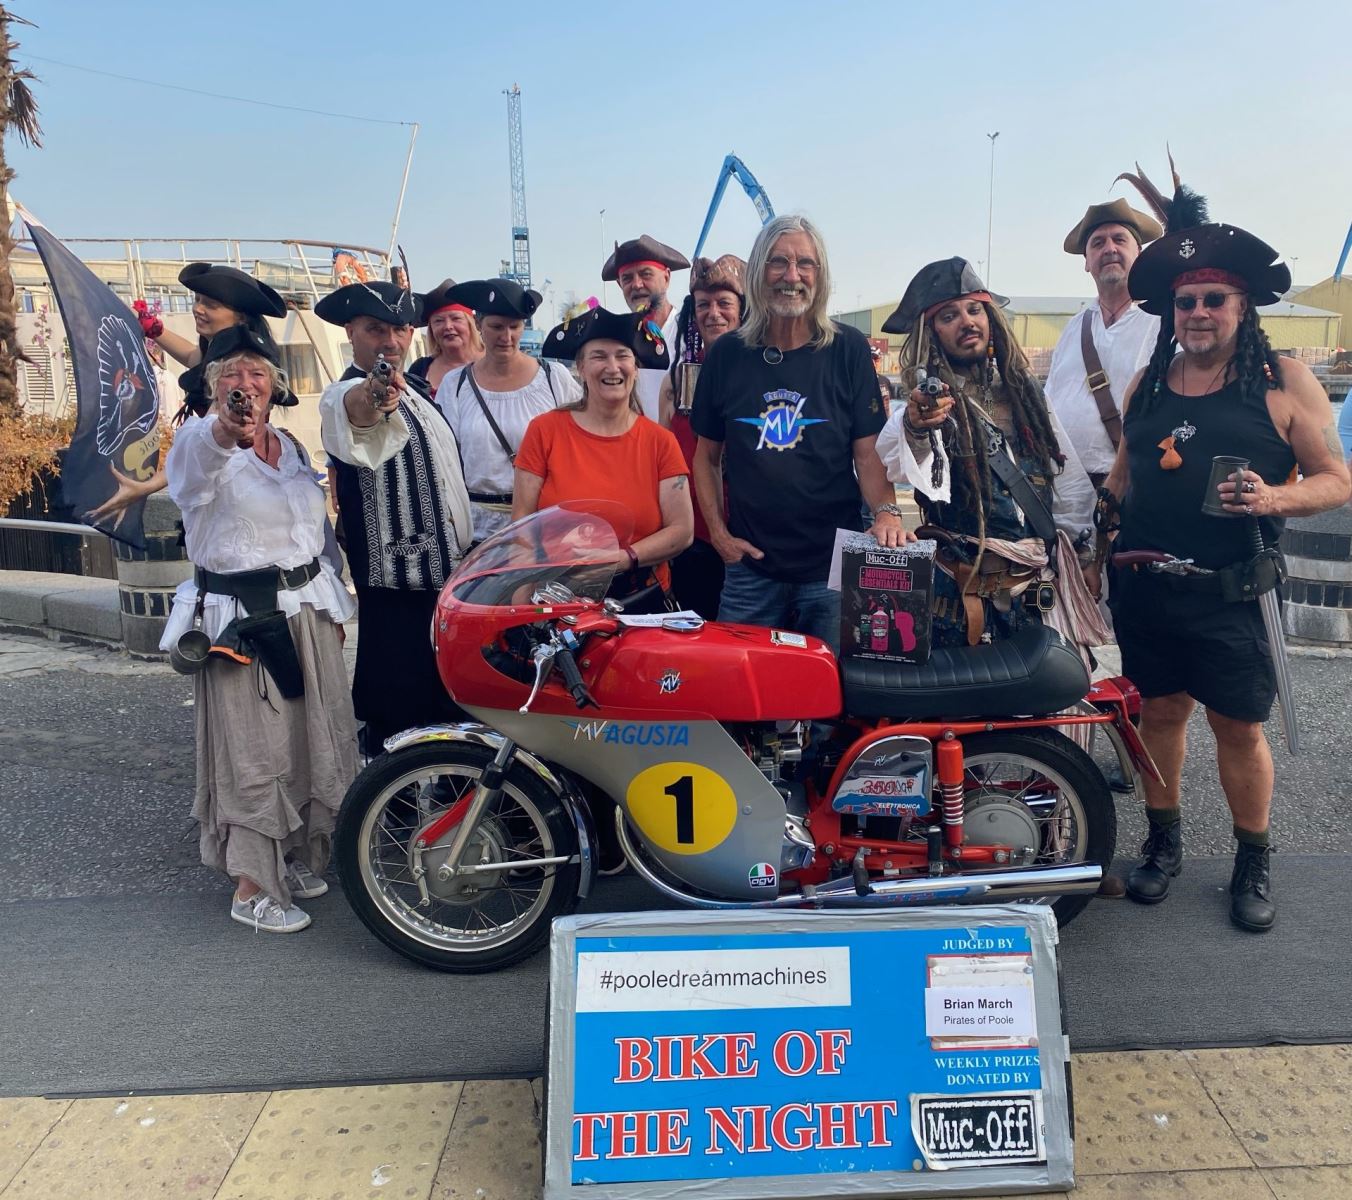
[
  {"xmin": 902, "ymin": 411, "xmax": 929, "ymax": 439},
  {"xmin": 625, "ymin": 546, "xmax": 639, "ymax": 570},
  {"xmin": 873, "ymin": 503, "xmax": 905, "ymax": 520}
]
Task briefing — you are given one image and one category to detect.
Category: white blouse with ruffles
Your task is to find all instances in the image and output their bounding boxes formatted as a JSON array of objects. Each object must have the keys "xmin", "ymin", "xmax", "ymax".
[{"xmin": 159, "ymin": 414, "xmax": 355, "ymax": 647}]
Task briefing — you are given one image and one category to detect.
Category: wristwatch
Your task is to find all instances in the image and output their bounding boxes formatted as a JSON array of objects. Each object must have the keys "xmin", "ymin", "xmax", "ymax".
[{"xmin": 872, "ymin": 503, "xmax": 905, "ymax": 520}]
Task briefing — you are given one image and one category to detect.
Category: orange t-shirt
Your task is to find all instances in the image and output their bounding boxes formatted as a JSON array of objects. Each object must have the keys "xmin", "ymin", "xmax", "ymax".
[{"xmin": 516, "ymin": 408, "xmax": 688, "ymax": 587}]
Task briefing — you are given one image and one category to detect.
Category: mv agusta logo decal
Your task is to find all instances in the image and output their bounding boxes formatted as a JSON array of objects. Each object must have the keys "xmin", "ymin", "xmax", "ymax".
[
  {"xmin": 567, "ymin": 720, "xmax": 690, "ymax": 747},
  {"xmin": 656, "ymin": 669, "xmax": 681, "ymax": 695},
  {"xmin": 736, "ymin": 388, "xmax": 827, "ymax": 451}
]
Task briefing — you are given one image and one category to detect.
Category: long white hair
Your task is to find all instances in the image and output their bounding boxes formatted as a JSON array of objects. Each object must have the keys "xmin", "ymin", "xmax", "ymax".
[{"xmin": 738, "ymin": 214, "xmax": 835, "ymax": 350}]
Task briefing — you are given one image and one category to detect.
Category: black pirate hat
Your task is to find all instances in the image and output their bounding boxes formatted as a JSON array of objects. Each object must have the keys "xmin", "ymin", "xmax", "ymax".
[
  {"xmin": 196, "ymin": 325, "xmax": 298, "ymax": 407},
  {"xmin": 882, "ymin": 257, "xmax": 1008, "ymax": 334},
  {"xmin": 178, "ymin": 263, "xmax": 286, "ymax": 318},
  {"xmin": 449, "ymin": 278, "xmax": 542, "ymax": 320},
  {"xmin": 1119, "ymin": 153, "xmax": 1290, "ymax": 316},
  {"xmin": 314, "ymin": 280, "xmax": 421, "ymax": 327},
  {"xmin": 416, "ymin": 277, "xmax": 470, "ymax": 324},
  {"xmin": 541, "ymin": 307, "xmax": 669, "ymax": 370},
  {"xmin": 601, "ymin": 235, "xmax": 690, "ymax": 282}
]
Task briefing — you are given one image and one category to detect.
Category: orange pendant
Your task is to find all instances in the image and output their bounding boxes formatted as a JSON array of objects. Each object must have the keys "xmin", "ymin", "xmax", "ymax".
[{"xmin": 1157, "ymin": 436, "xmax": 1182, "ymax": 470}]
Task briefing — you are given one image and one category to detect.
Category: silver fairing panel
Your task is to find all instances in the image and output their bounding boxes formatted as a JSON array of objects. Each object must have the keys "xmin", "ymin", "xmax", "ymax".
[{"xmin": 467, "ymin": 706, "xmax": 787, "ymax": 901}]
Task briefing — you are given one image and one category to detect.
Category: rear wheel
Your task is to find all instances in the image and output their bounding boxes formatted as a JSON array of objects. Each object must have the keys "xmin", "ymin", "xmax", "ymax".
[
  {"xmin": 335, "ymin": 741, "xmax": 581, "ymax": 972},
  {"xmin": 959, "ymin": 728, "xmax": 1116, "ymax": 927}
]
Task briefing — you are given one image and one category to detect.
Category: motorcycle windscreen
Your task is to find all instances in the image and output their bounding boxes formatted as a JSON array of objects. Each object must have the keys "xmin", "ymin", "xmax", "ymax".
[{"xmin": 448, "ymin": 501, "xmax": 635, "ymax": 607}]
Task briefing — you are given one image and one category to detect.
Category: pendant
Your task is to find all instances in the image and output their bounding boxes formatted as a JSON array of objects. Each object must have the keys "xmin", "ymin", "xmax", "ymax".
[
  {"xmin": 1158, "ymin": 435, "xmax": 1182, "ymax": 470},
  {"xmin": 762, "ymin": 346, "xmax": 783, "ymax": 365}
]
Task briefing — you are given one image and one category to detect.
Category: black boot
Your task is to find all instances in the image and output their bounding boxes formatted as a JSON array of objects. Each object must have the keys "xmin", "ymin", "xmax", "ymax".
[
  {"xmin": 1229, "ymin": 842, "xmax": 1275, "ymax": 932},
  {"xmin": 1126, "ymin": 816, "xmax": 1183, "ymax": 904}
]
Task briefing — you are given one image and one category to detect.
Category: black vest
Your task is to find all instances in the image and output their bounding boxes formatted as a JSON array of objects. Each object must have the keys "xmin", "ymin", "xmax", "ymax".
[
  {"xmin": 1121, "ymin": 375, "xmax": 1296, "ymax": 570},
  {"xmin": 331, "ymin": 365, "xmax": 461, "ymax": 590}
]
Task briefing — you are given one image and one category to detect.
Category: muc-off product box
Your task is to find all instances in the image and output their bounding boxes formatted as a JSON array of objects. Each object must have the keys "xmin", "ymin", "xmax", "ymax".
[{"xmin": 838, "ymin": 532, "xmax": 935, "ymax": 665}]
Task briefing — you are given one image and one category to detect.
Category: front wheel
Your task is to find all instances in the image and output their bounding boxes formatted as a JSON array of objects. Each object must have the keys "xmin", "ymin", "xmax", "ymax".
[
  {"xmin": 335, "ymin": 741, "xmax": 581, "ymax": 972},
  {"xmin": 959, "ymin": 728, "xmax": 1117, "ymax": 928}
]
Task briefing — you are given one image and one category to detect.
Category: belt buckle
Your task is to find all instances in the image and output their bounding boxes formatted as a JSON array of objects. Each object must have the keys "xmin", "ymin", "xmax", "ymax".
[
  {"xmin": 1032, "ymin": 582, "xmax": 1057, "ymax": 612},
  {"xmin": 1085, "ymin": 369, "xmax": 1109, "ymax": 391}
]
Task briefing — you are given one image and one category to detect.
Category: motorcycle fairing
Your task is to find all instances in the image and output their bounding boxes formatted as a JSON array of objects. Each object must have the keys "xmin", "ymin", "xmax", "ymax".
[{"xmin": 466, "ymin": 707, "xmax": 787, "ymax": 901}]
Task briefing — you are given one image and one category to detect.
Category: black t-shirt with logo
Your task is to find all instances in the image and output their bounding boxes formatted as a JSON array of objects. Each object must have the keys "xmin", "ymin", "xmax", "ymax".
[{"xmin": 691, "ymin": 323, "xmax": 886, "ymax": 583}]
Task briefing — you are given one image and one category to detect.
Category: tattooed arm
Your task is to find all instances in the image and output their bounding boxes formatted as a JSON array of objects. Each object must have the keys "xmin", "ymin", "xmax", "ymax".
[{"xmin": 1255, "ymin": 357, "xmax": 1352, "ymax": 517}]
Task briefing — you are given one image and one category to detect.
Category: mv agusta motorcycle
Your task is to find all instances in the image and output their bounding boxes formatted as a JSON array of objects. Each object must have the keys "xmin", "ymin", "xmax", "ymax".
[{"xmin": 335, "ymin": 503, "xmax": 1157, "ymax": 972}]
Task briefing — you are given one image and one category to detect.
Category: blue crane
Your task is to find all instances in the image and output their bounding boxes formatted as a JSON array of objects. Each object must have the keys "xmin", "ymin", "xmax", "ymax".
[
  {"xmin": 691, "ymin": 154, "xmax": 775, "ymax": 261},
  {"xmin": 503, "ymin": 85, "xmax": 532, "ymax": 295}
]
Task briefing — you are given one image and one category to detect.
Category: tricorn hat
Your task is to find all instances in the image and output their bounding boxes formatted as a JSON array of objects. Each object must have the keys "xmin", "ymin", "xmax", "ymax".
[
  {"xmin": 447, "ymin": 278, "xmax": 542, "ymax": 320},
  {"xmin": 314, "ymin": 280, "xmax": 421, "ymax": 327},
  {"xmin": 601, "ymin": 235, "xmax": 690, "ymax": 282},
  {"xmin": 1063, "ymin": 198, "xmax": 1164, "ymax": 255},
  {"xmin": 196, "ymin": 325, "xmax": 298, "ymax": 407},
  {"xmin": 417, "ymin": 277, "xmax": 472, "ymax": 324},
  {"xmin": 882, "ymin": 257, "xmax": 1009, "ymax": 334},
  {"xmin": 541, "ymin": 306, "xmax": 669, "ymax": 370},
  {"xmin": 689, "ymin": 254, "xmax": 747, "ymax": 297},
  {"xmin": 1118, "ymin": 153, "xmax": 1291, "ymax": 315},
  {"xmin": 178, "ymin": 263, "xmax": 286, "ymax": 319},
  {"xmin": 1129, "ymin": 225, "xmax": 1291, "ymax": 316}
]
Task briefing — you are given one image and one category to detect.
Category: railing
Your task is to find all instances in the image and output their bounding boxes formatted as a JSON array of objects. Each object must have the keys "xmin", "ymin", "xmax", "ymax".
[{"xmin": 0, "ymin": 516, "xmax": 115, "ymax": 578}]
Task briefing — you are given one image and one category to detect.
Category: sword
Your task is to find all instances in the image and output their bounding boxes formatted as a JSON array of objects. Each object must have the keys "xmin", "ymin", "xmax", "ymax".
[{"xmin": 1248, "ymin": 516, "xmax": 1300, "ymax": 755}]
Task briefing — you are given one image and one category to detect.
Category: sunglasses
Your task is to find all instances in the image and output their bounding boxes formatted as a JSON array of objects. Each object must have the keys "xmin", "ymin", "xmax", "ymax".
[{"xmin": 1173, "ymin": 290, "xmax": 1243, "ymax": 312}]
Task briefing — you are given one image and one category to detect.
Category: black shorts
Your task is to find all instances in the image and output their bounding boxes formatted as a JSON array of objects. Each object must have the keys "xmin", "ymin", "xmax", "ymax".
[{"xmin": 1110, "ymin": 566, "xmax": 1277, "ymax": 723}]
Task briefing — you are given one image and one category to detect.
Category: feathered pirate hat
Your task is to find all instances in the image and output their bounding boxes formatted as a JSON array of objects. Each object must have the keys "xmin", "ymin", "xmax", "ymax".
[{"xmin": 1124, "ymin": 151, "xmax": 1291, "ymax": 316}]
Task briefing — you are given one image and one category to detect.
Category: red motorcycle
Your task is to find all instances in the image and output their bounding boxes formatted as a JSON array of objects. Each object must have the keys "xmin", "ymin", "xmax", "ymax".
[{"xmin": 335, "ymin": 503, "xmax": 1157, "ymax": 972}]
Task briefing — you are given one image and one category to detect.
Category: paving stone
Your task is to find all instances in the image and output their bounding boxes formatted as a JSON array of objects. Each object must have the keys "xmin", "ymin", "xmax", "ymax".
[
  {"xmin": 432, "ymin": 1079, "xmax": 540, "ymax": 1199},
  {"xmin": 1188, "ymin": 1045, "xmax": 1352, "ymax": 1168},
  {"xmin": 1071, "ymin": 1050, "xmax": 1252, "ymax": 1175},
  {"xmin": 1263, "ymin": 1163, "xmax": 1352, "ymax": 1197},
  {"xmin": 2, "ymin": 1092, "xmax": 264, "ymax": 1199},
  {"xmin": 1068, "ymin": 1168, "xmax": 1277, "ymax": 1196},
  {"xmin": 0, "ymin": 1097, "xmax": 71, "ymax": 1191},
  {"xmin": 216, "ymin": 1082, "xmax": 460, "ymax": 1200}
]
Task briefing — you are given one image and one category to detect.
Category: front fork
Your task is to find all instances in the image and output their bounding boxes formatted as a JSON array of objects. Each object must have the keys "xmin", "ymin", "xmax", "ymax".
[{"xmin": 409, "ymin": 738, "xmax": 518, "ymax": 904}]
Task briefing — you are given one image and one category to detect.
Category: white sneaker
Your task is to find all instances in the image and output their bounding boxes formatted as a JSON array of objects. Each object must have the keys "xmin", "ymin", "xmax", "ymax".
[
  {"xmin": 231, "ymin": 893, "xmax": 311, "ymax": 934},
  {"xmin": 284, "ymin": 859, "xmax": 329, "ymax": 899}
]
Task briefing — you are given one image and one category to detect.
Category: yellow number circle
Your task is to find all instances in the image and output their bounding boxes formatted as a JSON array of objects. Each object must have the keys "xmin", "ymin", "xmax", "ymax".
[{"xmin": 625, "ymin": 762, "xmax": 738, "ymax": 856}]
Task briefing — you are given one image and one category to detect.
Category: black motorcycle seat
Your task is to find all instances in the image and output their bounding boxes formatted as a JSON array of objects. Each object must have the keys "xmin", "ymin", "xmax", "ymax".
[{"xmin": 841, "ymin": 622, "xmax": 1090, "ymax": 720}]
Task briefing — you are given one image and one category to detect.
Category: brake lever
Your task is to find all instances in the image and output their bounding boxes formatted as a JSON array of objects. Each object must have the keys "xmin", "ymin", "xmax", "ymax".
[{"xmin": 518, "ymin": 643, "xmax": 558, "ymax": 714}]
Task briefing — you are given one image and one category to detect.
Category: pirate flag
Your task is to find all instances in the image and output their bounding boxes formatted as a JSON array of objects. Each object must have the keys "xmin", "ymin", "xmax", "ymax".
[{"xmin": 20, "ymin": 208, "xmax": 161, "ymax": 549}]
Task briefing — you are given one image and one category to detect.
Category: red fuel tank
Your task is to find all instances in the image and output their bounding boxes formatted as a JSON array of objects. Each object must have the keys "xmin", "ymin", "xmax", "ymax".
[{"xmin": 579, "ymin": 621, "xmax": 843, "ymax": 722}]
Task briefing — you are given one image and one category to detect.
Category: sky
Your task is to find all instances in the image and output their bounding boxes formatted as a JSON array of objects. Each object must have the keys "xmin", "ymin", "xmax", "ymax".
[{"xmin": 10, "ymin": 0, "xmax": 1352, "ymax": 325}]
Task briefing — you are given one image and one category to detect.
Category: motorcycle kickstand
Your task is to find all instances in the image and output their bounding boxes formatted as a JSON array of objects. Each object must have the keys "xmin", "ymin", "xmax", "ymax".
[
  {"xmin": 410, "ymin": 739, "xmax": 518, "ymax": 903},
  {"xmin": 852, "ymin": 846, "xmax": 872, "ymax": 897}
]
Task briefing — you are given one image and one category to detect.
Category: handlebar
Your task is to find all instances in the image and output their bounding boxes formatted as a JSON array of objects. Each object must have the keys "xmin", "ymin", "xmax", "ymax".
[
  {"xmin": 517, "ymin": 623, "xmax": 600, "ymax": 713},
  {"xmin": 554, "ymin": 646, "xmax": 596, "ymax": 709}
]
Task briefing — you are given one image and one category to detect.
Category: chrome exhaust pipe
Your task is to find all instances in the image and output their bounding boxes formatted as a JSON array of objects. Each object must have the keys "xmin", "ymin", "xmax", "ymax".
[
  {"xmin": 613, "ymin": 811, "xmax": 1102, "ymax": 911},
  {"xmin": 784, "ymin": 863, "xmax": 1103, "ymax": 909}
]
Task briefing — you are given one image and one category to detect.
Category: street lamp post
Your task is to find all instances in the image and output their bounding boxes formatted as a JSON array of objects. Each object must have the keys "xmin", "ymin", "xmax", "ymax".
[
  {"xmin": 986, "ymin": 131, "xmax": 1000, "ymax": 285},
  {"xmin": 599, "ymin": 209, "xmax": 608, "ymax": 307}
]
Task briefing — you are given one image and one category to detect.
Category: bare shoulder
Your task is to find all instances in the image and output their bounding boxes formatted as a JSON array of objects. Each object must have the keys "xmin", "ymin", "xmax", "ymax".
[{"xmin": 1276, "ymin": 355, "xmax": 1333, "ymax": 415}]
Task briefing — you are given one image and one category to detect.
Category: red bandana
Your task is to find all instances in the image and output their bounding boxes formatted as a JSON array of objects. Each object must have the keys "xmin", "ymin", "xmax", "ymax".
[{"xmin": 1173, "ymin": 268, "xmax": 1248, "ymax": 291}]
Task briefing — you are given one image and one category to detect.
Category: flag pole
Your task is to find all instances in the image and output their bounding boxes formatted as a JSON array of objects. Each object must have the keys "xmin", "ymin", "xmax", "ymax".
[{"xmin": 385, "ymin": 123, "xmax": 419, "ymax": 274}]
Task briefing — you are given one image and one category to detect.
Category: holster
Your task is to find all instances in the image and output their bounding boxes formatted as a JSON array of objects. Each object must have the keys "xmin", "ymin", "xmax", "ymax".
[
  {"xmin": 1219, "ymin": 546, "xmax": 1286, "ymax": 603},
  {"xmin": 233, "ymin": 610, "xmax": 305, "ymax": 699},
  {"xmin": 919, "ymin": 525, "xmax": 1049, "ymax": 646}
]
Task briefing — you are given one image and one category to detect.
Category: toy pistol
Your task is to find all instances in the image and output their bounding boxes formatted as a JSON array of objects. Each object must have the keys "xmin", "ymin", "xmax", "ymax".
[
  {"xmin": 369, "ymin": 353, "xmax": 395, "ymax": 421},
  {"xmin": 226, "ymin": 388, "xmax": 255, "ymax": 447},
  {"xmin": 914, "ymin": 368, "xmax": 947, "ymax": 411}
]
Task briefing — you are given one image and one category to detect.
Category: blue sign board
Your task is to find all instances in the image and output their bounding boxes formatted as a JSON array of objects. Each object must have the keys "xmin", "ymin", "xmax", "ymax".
[{"xmin": 545, "ymin": 907, "xmax": 1073, "ymax": 1199}]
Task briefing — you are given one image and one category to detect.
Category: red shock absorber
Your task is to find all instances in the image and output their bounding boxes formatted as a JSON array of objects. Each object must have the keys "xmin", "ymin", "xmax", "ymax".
[{"xmin": 936, "ymin": 736, "xmax": 965, "ymax": 850}]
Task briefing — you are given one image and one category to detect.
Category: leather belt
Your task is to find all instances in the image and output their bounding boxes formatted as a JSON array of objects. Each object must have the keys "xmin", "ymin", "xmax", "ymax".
[
  {"xmin": 197, "ymin": 558, "xmax": 321, "ymax": 604},
  {"xmin": 468, "ymin": 491, "xmax": 513, "ymax": 506}
]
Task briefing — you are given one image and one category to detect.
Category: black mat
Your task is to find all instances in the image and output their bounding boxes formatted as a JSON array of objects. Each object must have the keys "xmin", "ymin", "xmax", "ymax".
[{"xmin": 4, "ymin": 856, "xmax": 1350, "ymax": 1098}]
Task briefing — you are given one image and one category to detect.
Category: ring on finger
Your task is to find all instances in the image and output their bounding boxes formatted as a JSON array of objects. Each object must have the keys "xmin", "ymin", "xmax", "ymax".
[
  {"xmin": 1242, "ymin": 480, "xmax": 1257, "ymax": 494},
  {"xmin": 1243, "ymin": 504, "xmax": 1254, "ymax": 515}
]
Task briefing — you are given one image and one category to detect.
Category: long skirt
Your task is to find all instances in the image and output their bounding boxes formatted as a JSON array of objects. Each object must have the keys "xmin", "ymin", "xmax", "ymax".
[{"xmin": 192, "ymin": 604, "xmax": 359, "ymax": 906}]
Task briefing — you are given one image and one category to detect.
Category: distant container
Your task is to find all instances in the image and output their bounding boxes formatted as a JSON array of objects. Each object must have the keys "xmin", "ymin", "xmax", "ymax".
[
  {"xmin": 1280, "ymin": 506, "xmax": 1352, "ymax": 647},
  {"xmin": 115, "ymin": 492, "xmax": 190, "ymax": 657}
]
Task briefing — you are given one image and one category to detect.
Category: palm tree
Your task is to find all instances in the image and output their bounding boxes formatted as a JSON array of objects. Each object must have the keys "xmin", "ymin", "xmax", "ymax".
[{"xmin": 0, "ymin": 4, "xmax": 41, "ymax": 422}]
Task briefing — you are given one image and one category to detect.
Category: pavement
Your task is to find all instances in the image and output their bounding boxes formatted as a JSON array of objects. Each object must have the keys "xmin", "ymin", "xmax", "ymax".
[{"xmin": 3, "ymin": 571, "xmax": 1352, "ymax": 1199}]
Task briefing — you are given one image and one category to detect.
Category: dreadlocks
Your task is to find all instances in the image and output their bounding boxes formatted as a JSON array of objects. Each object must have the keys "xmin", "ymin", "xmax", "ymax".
[
  {"xmin": 1128, "ymin": 301, "xmax": 1284, "ymax": 419},
  {"xmin": 899, "ymin": 300, "xmax": 1065, "ymax": 527}
]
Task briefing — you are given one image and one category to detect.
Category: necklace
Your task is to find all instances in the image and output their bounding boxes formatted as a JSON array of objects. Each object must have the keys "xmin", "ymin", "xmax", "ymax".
[
  {"xmin": 762, "ymin": 346, "xmax": 783, "ymax": 365},
  {"xmin": 1100, "ymin": 295, "xmax": 1132, "ymax": 327},
  {"xmin": 1181, "ymin": 355, "xmax": 1233, "ymax": 396}
]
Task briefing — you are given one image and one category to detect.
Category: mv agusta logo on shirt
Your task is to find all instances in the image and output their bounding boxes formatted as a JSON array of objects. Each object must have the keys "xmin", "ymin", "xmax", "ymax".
[{"xmin": 736, "ymin": 389, "xmax": 827, "ymax": 451}]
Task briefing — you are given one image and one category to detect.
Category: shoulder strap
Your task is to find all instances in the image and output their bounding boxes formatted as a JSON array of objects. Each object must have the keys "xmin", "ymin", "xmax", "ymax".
[
  {"xmin": 464, "ymin": 365, "xmax": 517, "ymax": 464},
  {"xmin": 541, "ymin": 358, "xmax": 558, "ymax": 405},
  {"xmin": 1080, "ymin": 312, "xmax": 1122, "ymax": 449},
  {"xmin": 976, "ymin": 416, "xmax": 1057, "ymax": 548}
]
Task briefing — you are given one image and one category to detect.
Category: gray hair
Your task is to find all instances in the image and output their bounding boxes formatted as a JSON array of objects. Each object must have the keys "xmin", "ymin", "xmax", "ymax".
[
  {"xmin": 739, "ymin": 214, "xmax": 835, "ymax": 350},
  {"xmin": 204, "ymin": 352, "xmax": 289, "ymax": 405}
]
